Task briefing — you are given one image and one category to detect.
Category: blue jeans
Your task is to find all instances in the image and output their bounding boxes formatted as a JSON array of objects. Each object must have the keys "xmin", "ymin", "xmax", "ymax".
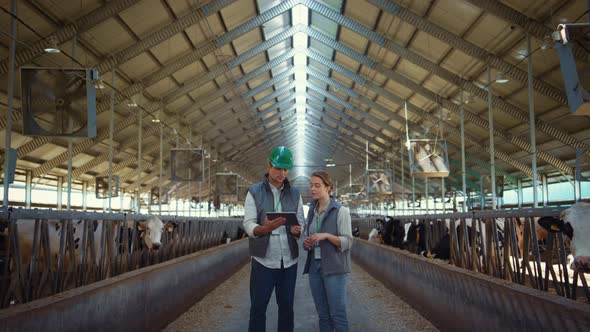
[
  {"xmin": 308, "ymin": 258, "xmax": 349, "ymax": 332},
  {"xmin": 249, "ymin": 259, "xmax": 297, "ymax": 332}
]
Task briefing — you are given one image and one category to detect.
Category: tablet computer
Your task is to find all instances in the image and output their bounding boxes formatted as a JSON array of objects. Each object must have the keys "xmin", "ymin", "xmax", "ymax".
[{"xmin": 266, "ymin": 212, "xmax": 299, "ymax": 226}]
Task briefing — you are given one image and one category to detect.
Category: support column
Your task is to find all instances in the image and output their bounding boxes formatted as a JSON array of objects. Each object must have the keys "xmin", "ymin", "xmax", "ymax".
[
  {"xmin": 527, "ymin": 33, "xmax": 539, "ymax": 208},
  {"xmin": 441, "ymin": 177, "xmax": 445, "ymax": 213},
  {"xmin": 542, "ymin": 174, "xmax": 548, "ymax": 206},
  {"xmin": 480, "ymin": 175, "xmax": 485, "ymax": 210},
  {"xmin": 82, "ymin": 181, "xmax": 87, "ymax": 210},
  {"xmin": 486, "ymin": 66, "xmax": 497, "ymax": 210},
  {"xmin": 57, "ymin": 176, "xmax": 63, "ymax": 210},
  {"xmin": 159, "ymin": 123, "xmax": 163, "ymax": 215},
  {"xmin": 136, "ymin": 96, "xmax": 143, "ymax": 214},
  {"xmin": 400, "ymin": 140, "xmax": 405, "ymax": 215},
  {"xmin": 412, "ymin": 176, "xmax": 416, "ymax": 215},
  {"xmin": 576, "ymin": 148, "xmax": 583, "ymax": 202},
  {"xmin": 517, "ymin": 179, "xmax": 523, "ymax": 208},
  {"xmin": 460, "ymin": 90, "xmax": 467, "ymax": 212},
  {"xmin": 425, "ymin": 178, "xmax": 429, "ymax": 214},
  {"xmin": 3, "ymin": 0, "xmax": 17, "ymax": 207},
  {"xmin": 25, "ymin": 170, "xmax": 32, "ymax": 208}
]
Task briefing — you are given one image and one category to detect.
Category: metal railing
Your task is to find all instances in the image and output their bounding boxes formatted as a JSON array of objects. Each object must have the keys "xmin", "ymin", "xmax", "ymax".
[
  {"xmin": 353, "ymin": 207, "xmax": 590, "ymax": 304},
  {"xmin": 0, "ymin": 207, "xmax": 244, "ymax": 308}
]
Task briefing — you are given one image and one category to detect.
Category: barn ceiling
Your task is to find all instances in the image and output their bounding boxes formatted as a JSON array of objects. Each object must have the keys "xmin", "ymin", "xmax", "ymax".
[{"xmin": 0, "ymin": 0, "xmax": 589, "ymax": 203}]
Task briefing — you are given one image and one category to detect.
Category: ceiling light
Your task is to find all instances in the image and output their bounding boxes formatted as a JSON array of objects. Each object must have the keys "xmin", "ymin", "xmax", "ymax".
[
  {"xmin": 151, "ymin": 118, "xmax": 160, "ymax": 123},
  {"xmin": 44, "ymin": 36, "xmax": 60, "ymax": 53},
  {"xmin": 326, "ymin": 163, "xmax": 336, "ymax": 167},
  {"xmin": 127, "ymin": 98, "xmax": 138, "ymax": 107},
  {"xmin": 464, "ymin": 94, "xmax": 475, "ymax": 104},
  {"xmin": 495, "ymin": 72, "xmax": 509, "ymax": 84}
]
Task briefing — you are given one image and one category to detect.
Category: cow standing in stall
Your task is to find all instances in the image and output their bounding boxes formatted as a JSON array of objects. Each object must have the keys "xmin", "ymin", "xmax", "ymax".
[
  {"xmin": 537, "ymin": 202, "xmax": 590, "ymax": 272},
  {"xmin": 375, "ymin": 217, "xmax": 405, "ymax": 249},
  {"xmin": 6, "ymin": 216, "xmax": 173, "ymax": 294},
  {"xmin": 515, "ymin": 216, "xmax": 550, "ymax": 258},
  {"xmin": 403, "ymin": 218, "xmax": 504, "ymax": 262},
  {"xmin": 368, "ymin": 228, "xmax": 383, "ymax": 243},
  {"xmin": 352, "ymin": 226, "xmax": 360, "ymax": 238}
]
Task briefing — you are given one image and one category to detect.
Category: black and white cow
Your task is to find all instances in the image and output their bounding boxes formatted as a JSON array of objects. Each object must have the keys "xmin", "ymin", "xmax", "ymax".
[
  {"xmin": 404, "ymin": 218, "xmax": 504, "ymax": 261},
  {"xmin": 11, "ymin": 216, "xmax": 172, "ymax": 269},
  {"xmin": 537, "ymin": 202, "xmax": 590, "ymax": 272},
  {"xmin": 376, "ymin": 217, "xmax": 405, "ymax": 248}
]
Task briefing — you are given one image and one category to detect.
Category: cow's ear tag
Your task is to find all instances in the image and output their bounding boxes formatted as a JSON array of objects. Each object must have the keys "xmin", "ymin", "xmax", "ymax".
[{"xmin": 550, "ymin": 224, "xmax": 560, "ymax": 232}]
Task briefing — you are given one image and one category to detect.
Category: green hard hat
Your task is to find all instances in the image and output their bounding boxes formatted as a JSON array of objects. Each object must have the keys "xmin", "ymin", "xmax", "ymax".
[{"xmin": 268, "ymin": 146, "xmax": 293, "ymax": 169}]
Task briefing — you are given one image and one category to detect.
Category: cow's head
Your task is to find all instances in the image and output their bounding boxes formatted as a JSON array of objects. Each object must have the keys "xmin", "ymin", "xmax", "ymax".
[
  {"xmin": 137, "ymin": 217, "xmax": 176, "ymax": 251},
  {"xmin": 538, "ymin": 215, "xmax": 581, "ymax": 270}
]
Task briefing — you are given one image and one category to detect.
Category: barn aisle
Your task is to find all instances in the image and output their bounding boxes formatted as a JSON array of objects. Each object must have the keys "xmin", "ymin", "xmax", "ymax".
[{"xmin": 163, "ymin": 243, "xmax": 438, "ymax": 332}]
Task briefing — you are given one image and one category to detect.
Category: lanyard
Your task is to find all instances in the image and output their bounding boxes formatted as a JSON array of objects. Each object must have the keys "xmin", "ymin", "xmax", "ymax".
[
  {"xmin": 315, "ymin": 211, "xmax": 321, "ymax": 233},
  {"xmin": 274, "ymin": 192, "xmax": 281, "ymax": 212}
]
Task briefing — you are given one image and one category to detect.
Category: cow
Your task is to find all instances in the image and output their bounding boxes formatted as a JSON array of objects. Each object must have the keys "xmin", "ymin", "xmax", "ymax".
[
  {"xmin": 515, "ymin": 216, "xmax": 550, "ymax": 258},
  {"xmin": 10, "ymin": 216, "xmax": 172, "ymax": 269},
  {"xmin": 537, "ymin": 202, "xmax": 590, "ymax": 272},
  {"xmin": 352, "ymin": 226, "xmax": 360, "ymax": 238},
  {"xmin": 375, "ymin": 217, "xmax": 405, "ymax": 248},
  {"xmin": 405, "ymin": 218, "xmax": 504, "ymax": 261},
  {"xmin": 403, "ymin": 222, "xmax": 427, "ymax": 254},
  {"xmin": 427, "ymin": 223, "xmax": 476, "ymax": 260},
  {"xmin": 368, "ymin": 228, "xmax": 383, "ymax": 243}
]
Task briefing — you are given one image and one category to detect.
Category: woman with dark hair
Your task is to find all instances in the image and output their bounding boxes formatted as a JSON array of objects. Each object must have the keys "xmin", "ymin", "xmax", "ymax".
[{"xmin": 303, "ymin": 170, "xmax": 353, "ymax": 332}]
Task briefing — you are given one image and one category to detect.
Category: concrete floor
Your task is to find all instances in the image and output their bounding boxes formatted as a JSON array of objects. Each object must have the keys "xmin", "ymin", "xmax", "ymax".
[{"xmin": 163, "ymin": 243, "xmax": 439, "ymax": 332}]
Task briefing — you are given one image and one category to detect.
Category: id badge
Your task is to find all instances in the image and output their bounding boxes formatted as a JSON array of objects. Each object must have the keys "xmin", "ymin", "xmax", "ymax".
[{"xmin": 314, "ymin": 246, "xmax": 321, "ymax": 259}]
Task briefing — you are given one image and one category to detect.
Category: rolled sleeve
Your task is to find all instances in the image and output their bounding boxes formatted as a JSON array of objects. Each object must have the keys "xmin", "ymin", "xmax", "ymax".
[
  {"xmin": 336, "ymin": 206, "xmax": 353, "ymax": 252},
  {"xmin": 243, "ymin": 192, "xmax": 260, "ymax": 238}
]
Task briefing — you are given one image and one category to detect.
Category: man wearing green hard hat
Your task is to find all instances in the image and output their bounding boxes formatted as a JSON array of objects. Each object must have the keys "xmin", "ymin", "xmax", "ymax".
[{"xmin": 243, "ymin": 146, "xmax": 305, "ymax": 332}]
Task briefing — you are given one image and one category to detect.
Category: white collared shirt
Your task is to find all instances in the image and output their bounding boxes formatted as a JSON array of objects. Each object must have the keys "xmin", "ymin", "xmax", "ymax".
[{"xmin": 243, "ymin": 184, "xmax": 305, "ymax": 269}]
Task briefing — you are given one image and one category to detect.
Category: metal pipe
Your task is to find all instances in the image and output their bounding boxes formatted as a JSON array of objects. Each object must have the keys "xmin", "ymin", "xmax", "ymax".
[
  {"xmin": 366, "ymin": 140, "xmax": 370, "ymax": 171},
  {"xmin": 542, "ymin": 174, "xmax": 548, "ymax": 206},
  {"xmin": 517, "ymin": 179, "xmax": 523, "ymax": 208},
  {"xmin": 136, "ymin": 95, "xmax": 143, "ymax": 214},
  {"xmin": 108, "ymin": 69, "xmax": 116, "ymax": 213},
  {"xmin": 425, "ymin": 178, "xmax": 429, "ymax": 214},
  {"xmin": 480, "ymin": 175, "xmax": 484, "ymax": 210},
  {"xmin": 487, "ymin": 66, "xmax": 496, "ymax": 210},
  {"xmin": 82, "ymin": 181, "xmax": 87, "ymax": 210},
  {"xmin": 441, "ymin": 177, "xmax": 445, "ymax": 213},
  {"xmin": 527, "ymin": 33, "xmax": 539, "ymax": 208},
  {"xmin": 576, "ymin": 148, "xmax": 582, "ymax": 201},
  {"xmin": 188, "ymin": 132, "xmax": 193, "ymax": 217},
  {"xmin": 25, "ymin": 170, "xmax": 32, "ymax": 208},
  {"xmin": 401, "ymin": 140, "xmax": 405, "ymax": 215},
  {"xmin": 159, "ymin": 123, "xmax": 163, "ymax": 215},
  {"xmin": 412, "ymin": 176, "xmax": 416, "ymax": 215},
  {"xmin": 460, "ymin": 90, "xmax": 467, "ymax": 212},
  {"xmin": 3, "ymin": 0, "xmax": 17, "ymax": 208},
  {"xmin": 57, "ymin": 177, "xmax": 63, "ymax": 210},
  {"xmin": 66, "ymin": 35, "xmax": 78, "ymax": 211}
]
